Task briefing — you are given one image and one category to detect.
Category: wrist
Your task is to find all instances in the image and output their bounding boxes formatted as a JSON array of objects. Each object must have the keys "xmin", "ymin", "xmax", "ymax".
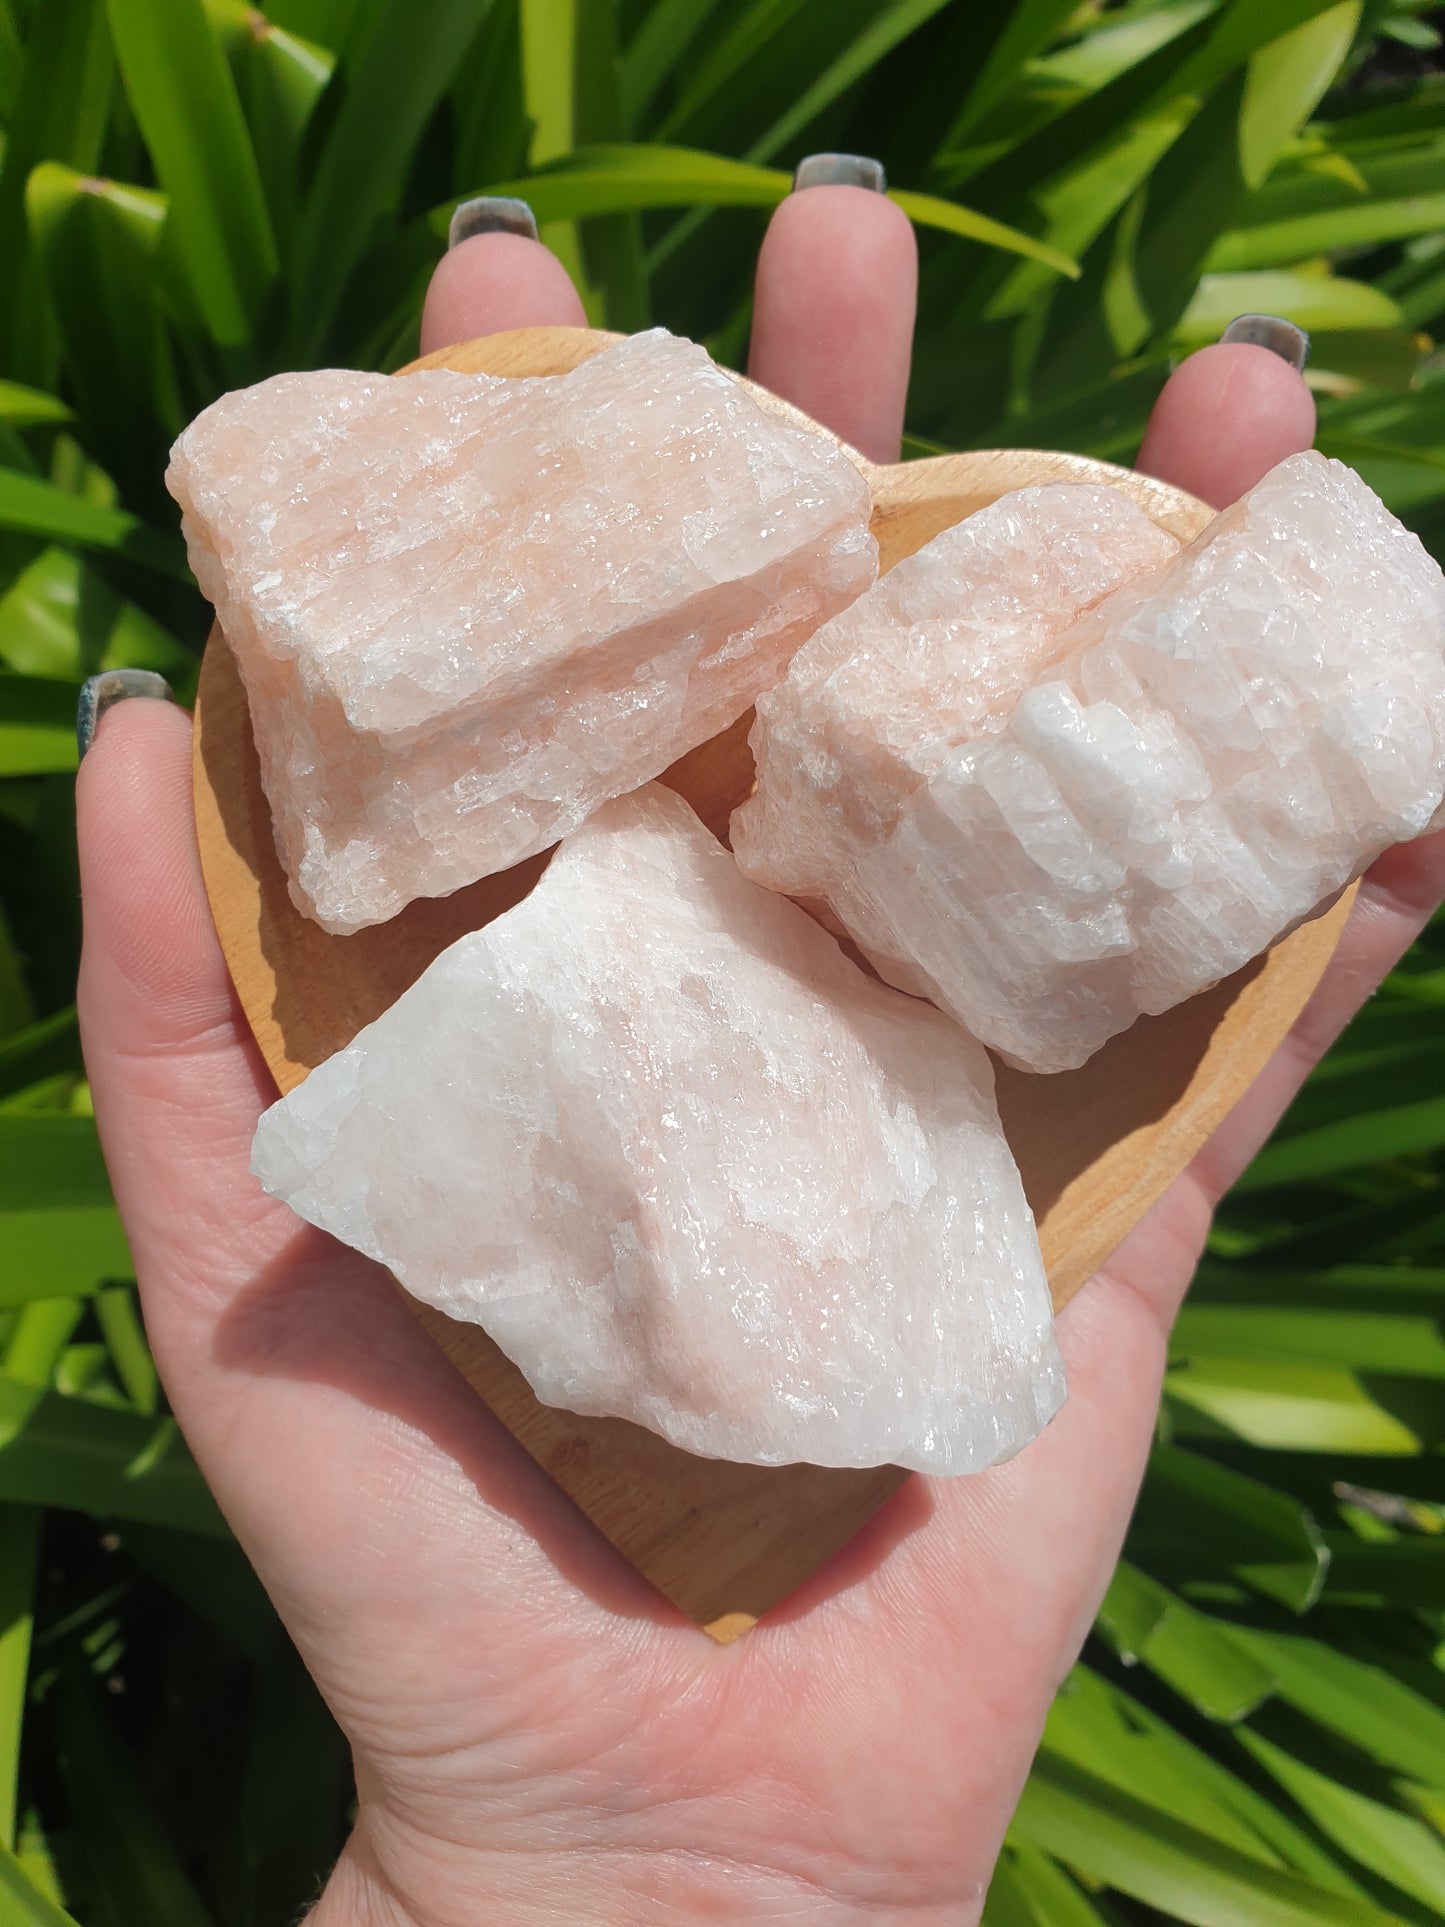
[{"xmin": 304, "ymin": 1824, "xmax": 979, "ymax": 1927}]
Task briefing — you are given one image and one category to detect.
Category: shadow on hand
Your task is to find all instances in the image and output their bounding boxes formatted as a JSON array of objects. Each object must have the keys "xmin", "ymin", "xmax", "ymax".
[{"xmin": 213, "ymin": 1223, "xmax": 932, "ymax": 1642}]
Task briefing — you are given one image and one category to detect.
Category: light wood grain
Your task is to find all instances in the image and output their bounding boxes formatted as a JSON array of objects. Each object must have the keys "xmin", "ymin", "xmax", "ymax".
[{"xmin": 192, "ymin": 326, "xmax": 1352, "ymax": 1641}]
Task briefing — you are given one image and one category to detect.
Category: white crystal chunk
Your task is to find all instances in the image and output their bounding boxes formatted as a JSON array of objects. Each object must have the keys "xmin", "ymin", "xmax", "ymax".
[
  {"xmin": 168, "ymin": 329, "xmax": 876, "ymax": 933},
  {"xmin": 735, "ymin": 454, "xmax": 1445, "ymax": 1072},
  {"xmin": 250, "ymin": 784, "xmax": 1064, "ymax": 1474}
]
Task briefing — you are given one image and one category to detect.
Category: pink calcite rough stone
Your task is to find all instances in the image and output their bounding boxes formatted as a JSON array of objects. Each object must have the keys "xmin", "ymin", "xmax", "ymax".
[
  {"xmin": 250, "ymin": 785, "xmax": 1064, "ymax": 1474},
  {"xmin": 735, "ymin": 455, "xmax": 1445, "ymax": 1072},
  {"xmin": 168, "ymin": 329, "xmax": 876, "ymax": 933}
]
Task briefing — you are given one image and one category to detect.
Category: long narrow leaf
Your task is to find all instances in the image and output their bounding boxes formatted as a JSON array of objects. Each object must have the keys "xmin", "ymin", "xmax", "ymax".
[
  {"xmin": 0, "ymin": 471, "xmax": 188, "ymax": 581},
  {"xmin": 429, "ymin": 145, "xmax": 1080, "ymax": 276},
  {"xmin": 105, "ymin": 0, "xmax": 278, "ymax": 346},
  {"xmin": 1012, "ymin": 1751, "xmax": 1413, "ymax": 1926},
  {"xmin": 291, "ymin": 0, "xmax": 486, "ymax": 355}
]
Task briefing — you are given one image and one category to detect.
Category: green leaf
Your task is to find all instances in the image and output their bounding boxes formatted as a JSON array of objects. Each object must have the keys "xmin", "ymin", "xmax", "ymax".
[
  {"xmin": 431, "ymin": 145, "xmax": 1080, "ymax": 276},
  {"xmin": 0, "ymin": 548, "xmax": 195, "ymax": 688},
  {"xmin": 0, "ymin": 1008, "xmax": 80, "ymax": 1102},
  {"xmin": 1172, "ymin": 1305, "xmax": 1445, "ymax": 1379},
  {"xmin": 24, "ymin": 164, "xmax": 183, "ymax": 495},
  {"xmin": 1319, "ymin": 1534, "xmax": 1445, "ymax": 1606},
  {"xmin": 1012, "ymin": 1750, "xmax": 1412, "ymax": 1926},
  {"xmin": 1239, "ymin": 3, "xmax": 1362, "ymax": 188},
  {"xmin": 292, "ymin": 0, "xmax": 488, "ymax": 355},
  {"xmin": 1096, "ymin": 1563, "xmax": 1278, "ymax": 1720},
  {"xmin": 2, "ymin": 1298, "xmax": 85, "ymax": 1389},
  {"xmin": 0, "ymin": 1505, "xmax": 38, "ymax": 1850},
  {"xmin": 1131, "ymin": 1444, "xmax": 1330, "ymax": 1610},
  {"xmin": 1175, "ymin": 269, "xmax": 1401, "ymax": 343},
  {"xmin": 620, "ymin": 0, "xmax": 726, "ymax": 126},
  {"xmin": 1226, "ymin": 1631, "xmax": 1445, "ymax": 1785},
  {"xmin": 0, "ymin": 1379, "xmax": 225, "ymax": 1536},
  {"xmin": 94, "ymin": 1289, "xmax": 155, "ymax": 1416},
  {"xmin": 105, "ymin": 0, "xmax": 278, "ymax": 346},
  {"xmin": 945, "ymin": 0, "xmax": 1084, "ymax": 145},
  {"xmin": 0, "ymin": 1211, "xmax": 133, "ymax": 1308},
  {"xmin": 1240, "ymin": 1093, "xmax": 1445, "ymax": 1188},
  {"xmin": 0, "ymin": 674, "xmax": 77, "ymax": 776},
  {"xmin": 0, "ymin": 0, "xmax": 114, "ymax": 377},
  {"xmin": 1240, "ymin": 1731, "xmax": 1445, "ymax": 1909},
  {"xmin": 0, "ymin": 1115, "xmax": 112, "ymax": 1214},
  {"xmin": 1166, "ymin": 1357, "xmax": 1425, "ymax": 1453},
  {"xmin": 0, "ymin": 383, "xmax": 70, "ymax": 429},
  {"xmin": 1210, "ymin": 193, "xmax": 1445, "ymax": 271},
  {"xmin": 236, "ymin": 16, "xmax": 334, "ymax": 256},
  {"xmin": 0, "ymin": 470, "xmax": 188, "ymax": 581},
  {"xmin": 50, "ymin": 1667, "xmax": 215, "ymax": 1927},
  {"xmin": 739, "ymin": 0, "xmax": 957, "ymax": 170},
  {"xmin": 0, "ymin": 1839, "xmax": 79, "ymax": 1927},
  {"xmin": 1046, "ymin": 1667, "xmax": 1371, "ymax": 1895}
]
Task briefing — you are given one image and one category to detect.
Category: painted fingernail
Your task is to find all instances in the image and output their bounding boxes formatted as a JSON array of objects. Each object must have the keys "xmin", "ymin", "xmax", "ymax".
[
  {"xmin": 447, "ymin": 196, "xmax": 539, "ymax": 250},
  {"xmin": 792, "ymin": 153, "xmax": 886, "ymax": 194},
  {"xmin": 77, "ymin": 670, "xmax": 173, "ymax": 760},
  {"xmin": 1220, "ymin": 313, "xmax": 1310, "ymax": 372}
]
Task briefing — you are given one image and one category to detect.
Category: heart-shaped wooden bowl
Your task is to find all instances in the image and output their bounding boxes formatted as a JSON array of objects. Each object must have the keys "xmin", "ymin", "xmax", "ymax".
[{"xmin": 193, "ymin": 325, "xmax": 1352, "ymax": 1642}]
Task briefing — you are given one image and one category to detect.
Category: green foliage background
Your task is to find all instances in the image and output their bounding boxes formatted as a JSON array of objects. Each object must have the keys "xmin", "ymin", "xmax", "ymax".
[{"xmin": 1, "ymin": 0, "xmax": 1444, "ymax": 1920}]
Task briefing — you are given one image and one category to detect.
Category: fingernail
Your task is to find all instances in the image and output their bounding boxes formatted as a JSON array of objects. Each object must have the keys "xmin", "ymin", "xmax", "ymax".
[
  {"xmin": 77, "ymin": 670, "xmax": 173, "ymax": 760},
  {"xmin": 1220, "ymin": 313, "xmax": 1310, "ymax": 372},
  {"xmin": 448, "ymin": 196, "xmax": 539, "ymax": 250},
  {"xmin": 792, "ymin": 153, "xmax": 886, "ymax": 194}
]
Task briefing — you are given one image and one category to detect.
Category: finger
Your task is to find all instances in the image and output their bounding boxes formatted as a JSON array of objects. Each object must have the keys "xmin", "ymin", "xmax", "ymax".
[
  {"xmin": 76, "ymin": 696, "xmax": 648, "ymax": 1661},
  {"xmin": 748, "ymin": 159, "xmax": 917, "ymax": 465},
  {"xmin": 420, "ymin": 201, "xmax": 587, "ymax": 356},
  {"xmin": 1136, "ymin": 320, "xmax": 1316, "ymax": 509}
]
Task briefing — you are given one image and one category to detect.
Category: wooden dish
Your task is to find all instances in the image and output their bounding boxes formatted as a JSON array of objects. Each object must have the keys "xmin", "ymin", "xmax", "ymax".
[{"xmin": 193, "ymin": 325, "xmax": 1352, "ymax": 1643}]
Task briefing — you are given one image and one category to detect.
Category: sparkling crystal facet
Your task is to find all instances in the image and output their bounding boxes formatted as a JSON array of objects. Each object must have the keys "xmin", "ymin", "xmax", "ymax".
[
  {"xmin": 250, "ymin": 785, "xmax": 1064, "ymax": 1473},
  {"xmin": 735, "ymin": 454, "xmax": 1445, "ymax": 1071},
  {"xmin": 168, "ymin": 330, "xmax": 876, "ymax": 933}
]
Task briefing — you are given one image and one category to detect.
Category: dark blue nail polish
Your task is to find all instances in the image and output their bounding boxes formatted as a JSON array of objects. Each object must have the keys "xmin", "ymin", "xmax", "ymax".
[
  {"xmin": 77, "ymin": 669, "xmax": 173, "ymax": 760},
  {"xmin": 792, "ymin": 153, "xmax": 887, "ymax": 194},
  {"xmin": 1221, "ymin": 314, "xmax": 1310, "ymax": 372},
  {"xmin": 448, "ymin": 196, "xmax": 539, "ymax": 250}
]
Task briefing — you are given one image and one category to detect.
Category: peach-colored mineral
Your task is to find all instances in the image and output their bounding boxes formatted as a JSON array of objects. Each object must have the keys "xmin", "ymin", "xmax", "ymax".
[
  {"xmin": 250, "ymin": 785, "xmax": 1064, "ymax": 1474},
  {"xmin": 735, "ymin": 455, "xmax": 1445, "ymax": 1072},
  {"xmin": 167, "ymin": 329, "xmax": 876, "ymax": 933}
]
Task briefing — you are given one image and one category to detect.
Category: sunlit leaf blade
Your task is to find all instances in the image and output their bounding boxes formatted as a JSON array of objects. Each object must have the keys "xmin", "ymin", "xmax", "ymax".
[
  {"xmin": 0, "ymin": 1505, "xmax": 38, "ymax": 1851},
  {"xmin": 0, "ymin": 1381, "xmax": 225, "ymax": 1536},
  {"xmin": 0, "ymin": 471, "xmax": 188, "ymax": 580},
  {"xmin": 105, "ymin": 0, "xmax": 278, "ymax": 346},
  {"xmin": 428, "ymin": 144, "xmax": 1080, "ymax": 275},
  {"xmin": 0, "ymin": 548, "xmax": 195, "ymax": 689},
  {"xmin": 1012, "ymin": 1752, "xmax": 1413, "ymax": 1926},
  {"xmin": 1174, "ymin": 268, "xmax": 1400, "ymax": 342},
  {"xmin": 1211, "ymin": 193, "xmax": 1445, "ymax": 270},
  {"xmin": 0, "ymin": 1838, "xmax": 78, "ymax": 1927},
  {"xmin": 0, "ymin": 1212, "xmax": 132, "ymax": 1307},
  {"xmin": 0, "ymin": 0, "xmax": 113, "ymax": 377},
  {"xmin": 1239, "ymin": 1731, "xmax": 1445, "ymax": 1909},
  {"xmin": 0, "ymin": 383, "xmax": 70, "ymax": 429},
  {"xmin": 292, "ymin": 0, "xmax": 492, "ymax": 355},
  {"xmin": 1224, "ymin": 1632, "xmax": 1445, "ymax": 1786},
  {"xmin": 1238, "ymin": 3, "xmax": 1361, "ymax": 188},
  {"xmin": 1095, "ymin": 1563, "xmax": 1277, "ymax": 1720}
]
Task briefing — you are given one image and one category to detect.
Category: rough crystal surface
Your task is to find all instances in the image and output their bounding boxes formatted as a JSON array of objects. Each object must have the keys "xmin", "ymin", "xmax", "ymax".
[
  {"xmin": 250, "ymin": 784, "xmax": 1064, "ymax": 1473},
  {"xmin": 735, "ymin": 454, "xmax": 1445, "ymax": 1071},
  {"xmin": 168, "ymin": 329, "xmax": 876, "ymax": 933}
]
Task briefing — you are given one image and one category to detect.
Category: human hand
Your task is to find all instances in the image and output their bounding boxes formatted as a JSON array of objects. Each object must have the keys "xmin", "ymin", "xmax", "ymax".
[{"xmin": 76, "ymin": 171, "xmax": 1445, "ymax": 1926}]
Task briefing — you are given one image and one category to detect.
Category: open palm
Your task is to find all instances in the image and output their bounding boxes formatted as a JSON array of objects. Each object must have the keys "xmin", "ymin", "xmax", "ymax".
[{"xmin": 77, "ymin": 187, "xmax": 1445, "ymax": 1926}]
